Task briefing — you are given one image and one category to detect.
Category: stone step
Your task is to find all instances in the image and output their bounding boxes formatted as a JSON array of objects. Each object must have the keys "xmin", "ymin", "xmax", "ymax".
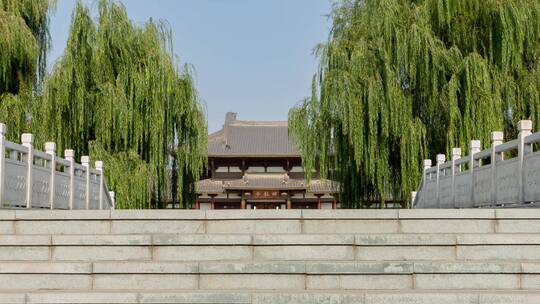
[
  {"xmin": 2, "ymin": 261, "xmax": 539, "ymax": 274},
  {"xmin": 3, "ymin": 233, "xmax": 540, "ymax": 246},
  {"xmin": 1, "ymin": 270, "xmax": 540, "ymax": 291},
  {"xmin": 1, "ymin": 218, "xmax": 537, "ymax": 234},
  {"xmin": 1, "ymin": 209, "xmax": 540, "ymax": 235},
  {"xmin": 2, "ymin": 242, "xmax": 540, "ymax": 262},
  {"xmin": 1, "ymin": 290, "xmax": 540, "ymax": 304},
  {"xmin": 2, "ymin": 208, "xmax": 540, "ymax": 220},
  {"xmin": 2, "ymin": 245, "xmax": 540, "ymax": 262}
]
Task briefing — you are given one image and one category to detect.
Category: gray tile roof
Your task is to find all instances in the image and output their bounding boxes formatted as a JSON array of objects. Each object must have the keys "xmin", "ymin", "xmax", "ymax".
[
  {"xmin": 195, "ymin": 179, "xmax": 224, "ymax": 193},
  {"xmin": 308, "ymin": 179, "xmax": 341, "ymax": 193},
  {"xmin": 208, "ymin": 112, "xmax": 300, "ymax": 157},
  {"xmin": 195, "ymin": 174, "xmax": 339, "ymax": 194}
]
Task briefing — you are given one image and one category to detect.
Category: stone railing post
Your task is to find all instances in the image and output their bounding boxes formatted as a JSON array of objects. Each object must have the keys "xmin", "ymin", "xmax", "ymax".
[
  {"xmin": 411, "ymin": 191, "xmax": 417, "ymax": 207},
  {"xmin": 469, "ymin": 140, "xmax": 481, "ymax": 207},
  {"xmin": 95, "ymin": 161, "xmax": 104, "ymax": 210},
  {"xmin": 420, "ymin": 159, "xmax": 432, "ymax": 208},
  {"xmin": 64, "ymin": 150, "xmax": 75, "ymax": 209},
  {"xmin": 423, "ymin": 159, "xmax": 432, "ymax": 174},
  {"xmin": 109, "ymin": 191, "xmax": 115, "ymax": 209},
  {"xmin": 81, "ymin": 156, "xmax": 90, "ymax": 210},
  {"xmin": 518, "ymin": 120, "xmax": 533, "ymax": 204},
  {"xmin": 21, "ymin": 133, "xmax": 34, "ymax": 209},
  {"xmin": 435, "ymin": 154, "xmax": 446, "ymax": 208},
  {"xmin": 490, "ymin": 131, "xmax": 503, "ymax": 206},
  {"xmin": 45, "ymin": 142, "xmax": 56, "ymax": 209},
  {"xmin": 451, "ymin": 148, "xmax": 461, "ymax": 208},
  {"xmin": 0, "ymin": 123, "xmax": 5, "ymax": 207}
]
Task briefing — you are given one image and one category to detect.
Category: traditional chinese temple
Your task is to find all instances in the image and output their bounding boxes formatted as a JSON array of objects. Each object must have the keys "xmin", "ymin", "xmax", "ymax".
[{"xmin": 195, "ymin": 112, "xmax": 339, "ymax": 209}]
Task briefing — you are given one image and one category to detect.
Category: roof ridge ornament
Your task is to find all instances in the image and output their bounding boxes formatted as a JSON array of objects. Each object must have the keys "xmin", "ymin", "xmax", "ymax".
[
  {"xmin": 222, "ymin": 112, "xmax": 237, "ymax": 147},
  {"xmin": 283, "ymin": 173, "xmax": 290, "ymax": 183}
]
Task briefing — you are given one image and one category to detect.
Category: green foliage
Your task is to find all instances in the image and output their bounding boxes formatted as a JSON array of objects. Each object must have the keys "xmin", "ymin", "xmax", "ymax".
[
  {"xmin": 0, "ymin": 0, "xmax": 55, "ymax": 138},
  {"xmin": 34, "ymin": 0, "xmax": 207, "ymax": 209},
  {"xmin": 0, "ymin": 0, "xmax": 54, "ymax": 87},
  {"xmin": 0, "ymin": 92, "xmax": 30, "ymax": 140},
  {"xmin": 289, "ymin": 0, "xmax": 540, "ymax": 208}
]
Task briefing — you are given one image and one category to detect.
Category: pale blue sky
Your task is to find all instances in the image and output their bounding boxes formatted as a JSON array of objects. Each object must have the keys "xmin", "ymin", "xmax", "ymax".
[{"xmin": 49, "ymin": 0, "xmax": 332, "ymax": 132}]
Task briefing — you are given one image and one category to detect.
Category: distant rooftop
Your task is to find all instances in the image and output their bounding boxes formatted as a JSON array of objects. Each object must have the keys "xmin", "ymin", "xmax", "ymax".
[
  {"xmin": 196, "ymin": 173, "xmax": 338, "ymax": 194},
  {"xmin": 208, "ymin": 112, "xmax": 300, "ymax": 157}
]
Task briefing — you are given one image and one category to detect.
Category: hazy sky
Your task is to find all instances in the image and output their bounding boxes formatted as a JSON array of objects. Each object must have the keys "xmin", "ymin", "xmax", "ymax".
[{"xmin": 49, "ymin": 0, "xmax": 332, "ymax": 132}]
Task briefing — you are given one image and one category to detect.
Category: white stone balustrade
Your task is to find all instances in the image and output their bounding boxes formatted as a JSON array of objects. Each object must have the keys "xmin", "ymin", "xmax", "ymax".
[
  {"xmin": 0, "ymin": 123, "xmax": 114, "ymax": 210},
  {"xmin": 414, "ymin": 119, "xmax": 540, "ymax": 208}
]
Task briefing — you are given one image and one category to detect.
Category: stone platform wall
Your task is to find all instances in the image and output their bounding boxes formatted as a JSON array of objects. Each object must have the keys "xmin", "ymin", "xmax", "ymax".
[{"xmin": 0, "ymin": 209, "xmax": 539, "ymax": 303}]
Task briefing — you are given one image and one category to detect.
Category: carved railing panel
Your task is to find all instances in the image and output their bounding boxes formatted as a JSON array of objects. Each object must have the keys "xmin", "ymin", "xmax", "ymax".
[
  {"xmin": 414, "ymin": 120, "xmax": 540, "ymax": 208},
  {"xmin": 0, "ymin": 123, "xmax": 115, "ymax": 209},
  {"xmin": 524, "ymin": 151, "xmax": 540, "ymax": 202}
]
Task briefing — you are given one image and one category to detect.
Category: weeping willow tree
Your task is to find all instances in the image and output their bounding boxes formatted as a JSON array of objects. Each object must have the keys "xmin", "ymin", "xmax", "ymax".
[
  {"xmin": 34, "ymin": 0, "xmax": 207, "ymax": 209},
  {"xmin": 289, "ymin": 0, "xmax": 540, "ymax": 208},
  {"xmin": 0, "ymin": 0, "xmax": 55, "ymax": 139}
]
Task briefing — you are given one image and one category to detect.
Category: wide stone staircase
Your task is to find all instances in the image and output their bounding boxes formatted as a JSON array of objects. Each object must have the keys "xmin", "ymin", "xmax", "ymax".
[{"xmin": 0, "ymin": 209, "xmax": 539, "ymax": 303}]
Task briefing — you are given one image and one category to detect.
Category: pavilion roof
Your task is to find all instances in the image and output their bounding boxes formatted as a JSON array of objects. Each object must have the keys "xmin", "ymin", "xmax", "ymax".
[
  {"xmin": 195, "ymin": 173, "xmax": 339, "ymax": 194},
  {"xmin": 208, "ymin": 112, "xmax": 300, "ymax": 157}
]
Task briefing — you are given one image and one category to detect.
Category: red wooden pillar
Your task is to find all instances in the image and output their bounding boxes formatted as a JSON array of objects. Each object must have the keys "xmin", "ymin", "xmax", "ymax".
[{"xmin": 286, "ymin": 196, "xmax": 292, "ymax": 209}]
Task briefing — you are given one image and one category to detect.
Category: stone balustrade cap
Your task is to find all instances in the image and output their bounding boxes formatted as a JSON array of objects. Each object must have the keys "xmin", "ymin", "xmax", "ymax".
[
  {"xmin": 44, "ymin": 142, "xmax": 56, "ymax": 152},
  {"xmin": 95, "ymin": 161, "xmax": 103, "ymax": 169},
  {"xmin": 64, "ymin": 149, "xmax": 75, "ymax": 158},
  {"xmin": 451, "ymin": 148, "xmax": 461, "ymax": 160},
  {"xmin": 423, "ymin": 159, "xmax": 432, "ymax": 167},
  {"xmin": 469, "ymin": 140, "xmax": 481, "ymax": 149},
  {"xmin": 0, "ymin": 123, "xmax": 6, "ymax": 135},
  {"xmin": 491, "ymin": 131, "xmax": 504, "ymax": 142},
  {"xmin": 436, "ymin": 154, "xmax": 446, "ymax": 164},
  {"xmin": 518, "ymin": 119, "xmax": 533, "ymax": 131},
  {"xmin": 81, "ymin": 155, "xmax": 90, "ymax": 164},
  {"xmin": 21, "ymin": 133, "xmax": 34, "ymax": 144}
]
